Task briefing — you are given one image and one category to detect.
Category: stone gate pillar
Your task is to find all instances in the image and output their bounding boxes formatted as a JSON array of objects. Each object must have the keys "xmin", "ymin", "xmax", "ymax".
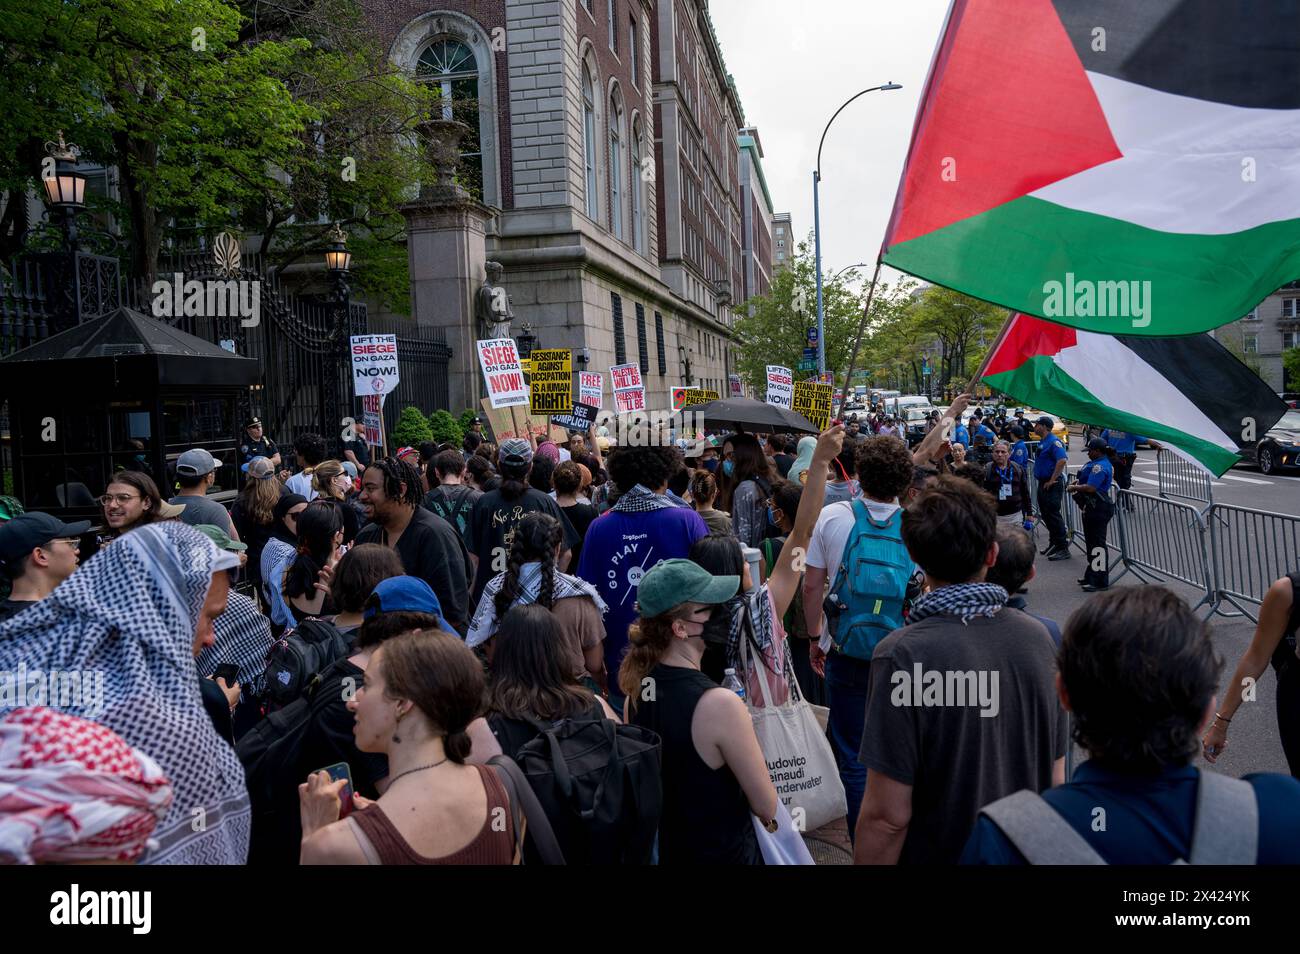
[{"xmin": 400, "ymin": 119, "xmax": 491, "ymax": 415}]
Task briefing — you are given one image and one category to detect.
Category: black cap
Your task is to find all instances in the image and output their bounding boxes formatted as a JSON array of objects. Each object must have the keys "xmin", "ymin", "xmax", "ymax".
[
  {"xmin": 244, "ymin": 417, "xmax": 262, "ymax": 429},
  {"xmin": 0, "ymin": 513, "xmax": 91, "ymax": 565},
  {"xmin": 1087, "ymin": 436, "xmax": 1109, "ymax": 451},
  {"xmin": 1035, "ymin": 415, "xmax": 1055, "ymax": 429}
]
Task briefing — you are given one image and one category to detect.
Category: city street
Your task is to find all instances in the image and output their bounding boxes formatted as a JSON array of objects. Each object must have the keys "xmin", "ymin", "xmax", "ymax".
[{"xmin": 1027, "ymin": 437, "xmax": 1297, "ymax": 777}]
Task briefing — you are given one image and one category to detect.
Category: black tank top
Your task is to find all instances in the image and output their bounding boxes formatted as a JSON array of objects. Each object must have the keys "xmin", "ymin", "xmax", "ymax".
[
  {"xmin": 1271, "ymin": 573, "xmax": 1300, "ymax": 677},
  {"xmin": 631, "ymin": 663, "xmax": 763, "ymax": 865}
]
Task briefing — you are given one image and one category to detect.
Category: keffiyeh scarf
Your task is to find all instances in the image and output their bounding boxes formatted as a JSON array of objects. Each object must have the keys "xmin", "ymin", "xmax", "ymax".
[
  {"xmin": 612, "ymin": 484, "xmax": 679, "ymax": 513},
  {"xmin": 195, "ymin": 590, "xmax": 275, "ymax": 699},
  {"xmin": 0, "ymin": 707, "xmax": 173, "ymax": 864},
  {"xmin": 467, "ymin": 562, "xmax": 608, "ymax": 648},
  {"xmin": 908, "ymin": 582, "xmax": 1009, "ymax": 624},
  {"xmin": 0, "ymin": 522, "xmax": 250, "ymax": 865}
]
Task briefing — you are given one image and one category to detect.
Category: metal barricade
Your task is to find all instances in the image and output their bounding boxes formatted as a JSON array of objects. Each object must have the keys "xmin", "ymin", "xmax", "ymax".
[
  {"xmin": 1206, "ymin": 502, "xmax": 1300, "ymax": 622},
  {"xmin": 1156, "ymin": 448, "xmax": 1214, "ymax": 507},
  {"xmin": 1111, "ymin": 489, "xmax": 1214, "ymax": 610}
]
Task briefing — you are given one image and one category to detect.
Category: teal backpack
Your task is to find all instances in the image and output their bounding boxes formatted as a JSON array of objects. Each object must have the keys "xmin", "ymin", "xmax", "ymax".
[{"xmin": 825, "ymin": 501, "xmax": 915, "ymax": 660}]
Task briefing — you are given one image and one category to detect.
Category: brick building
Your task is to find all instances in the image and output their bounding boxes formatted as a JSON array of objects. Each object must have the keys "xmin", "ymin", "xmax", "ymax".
[{"xmin": 361, "ymin": 0, "xmax": 775, "ymax": 410}]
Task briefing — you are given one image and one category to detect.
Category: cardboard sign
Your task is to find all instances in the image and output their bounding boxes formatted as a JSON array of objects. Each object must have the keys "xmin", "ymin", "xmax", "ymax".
[
  {"xmin": 350, "ymin": 334, "xmax": 399, "ymax": 397},
  {"xmin": 528, "ymin": 348, "xmax": 572, "ymax": 415},
  {"xmin": 766, "ymin": 365, "xmax": 793, "ymax": 408},
  {"xmin": 671, "ymin": 386, "xmax": 699, "ymax": 411},
  {"xmin": 477, "ymin": 338, "xmax": 528, "ymax": 409},
  {"xmin": 552, "ymin": 401, "xmax": 599, "ymax": 432},
  {"xmin": 729, "ymin": 374, "xmax": 743, "ymax": 398},
  {"xmin": 681, "ymin": 388, "xmax": 719, "ymax": 408},
  {"xmin": 479, "ymin": 398, "xmax": 567, "ymax": 444},
  {"xmin": 610, "ymin": 363, "xmax": 646, "ymax": 413},
  {"xmin": 579, "ymin": 372, "xmax": 603, "ymax": 409},
  {"xmin": 793, "ymin": 381, "xmax": 833, "ymax": 431}
]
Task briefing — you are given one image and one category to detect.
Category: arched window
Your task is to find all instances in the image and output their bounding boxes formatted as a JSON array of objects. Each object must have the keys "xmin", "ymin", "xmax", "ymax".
[
  {"xmin": 417, "ymin": 38, "xmax": 483, "ymax": 201},
  {"xmin": 631, "ymin": 118, "xmax": 645, "ymax": 254},
  {"xmin": 582, "ymin": 66, "xmax": 599, "ymax": 220},
  {"xmin": 609, "ymin": 93, "xmax": 624, "ymax": 240}
]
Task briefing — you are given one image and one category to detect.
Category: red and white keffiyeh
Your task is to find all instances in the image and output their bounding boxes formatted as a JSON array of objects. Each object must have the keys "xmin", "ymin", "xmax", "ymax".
[{"xmin": 0, "ymin": 707, "xmax": 173, "ymax": 865}]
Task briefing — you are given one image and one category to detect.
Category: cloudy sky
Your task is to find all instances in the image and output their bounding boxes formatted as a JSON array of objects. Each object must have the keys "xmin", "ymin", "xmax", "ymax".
[{"xmin": 710, "ymin": 0, "xmax": 951, "ymax": 287}]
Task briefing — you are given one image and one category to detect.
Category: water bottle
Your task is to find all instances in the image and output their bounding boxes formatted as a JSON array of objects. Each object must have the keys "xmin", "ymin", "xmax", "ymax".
[{"xmin": 722, "ymin": 667, "xmax": 745, "ymax": 700}]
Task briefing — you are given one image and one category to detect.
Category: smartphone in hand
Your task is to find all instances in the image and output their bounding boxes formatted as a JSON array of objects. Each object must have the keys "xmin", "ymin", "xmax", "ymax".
[
  {"xmin": 213, "ymin": 663, "xmax": 240, "ymax": 686},
  {"xmin": 313, "ymin": 762, "xmax": 355, "ymax": 818}
]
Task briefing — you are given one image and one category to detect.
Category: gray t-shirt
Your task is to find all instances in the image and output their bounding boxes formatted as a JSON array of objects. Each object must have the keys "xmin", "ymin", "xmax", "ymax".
[
  {"xmin": 169, "ymin": 495, "xmax": 235, "ymax": 533},
  {"xmin": 858, "ymin": 607, "xmax": 1068, "ymax": 864}
]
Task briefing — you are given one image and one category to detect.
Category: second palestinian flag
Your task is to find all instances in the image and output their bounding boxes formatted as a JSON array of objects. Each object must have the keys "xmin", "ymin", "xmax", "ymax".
[
  {"xmin": 980, "ymin": 313, "xmax": 1287, "ymax": 476},
  {"xmin": 882, "ymin": 0, "xmax": 1300, "ymax": 336}
]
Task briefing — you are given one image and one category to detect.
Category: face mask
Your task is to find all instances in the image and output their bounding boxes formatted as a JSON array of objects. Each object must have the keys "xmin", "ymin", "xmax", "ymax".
[
  {"xmin": 767, "ymin": 506, "xmax": 780, "ymax": 526},
  {"xmin": 699, "ymin": 603, "xmax": 733, "ymax": 647},
  {"xmin": 703, "ymin": 458, "xmax": 718, "ymax": 473},
  {"xmin": 722, "ymin": 460, "xmax": 735, "ymax": 478}
]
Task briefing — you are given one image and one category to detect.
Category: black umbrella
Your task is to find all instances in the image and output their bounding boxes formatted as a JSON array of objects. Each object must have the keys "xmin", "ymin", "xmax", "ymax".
[{"xmin": 673, "ymin": 396, "xmax": 820, "ymax": 434}]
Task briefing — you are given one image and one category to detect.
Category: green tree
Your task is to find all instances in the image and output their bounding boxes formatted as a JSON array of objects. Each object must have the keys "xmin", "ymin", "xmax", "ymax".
[
  {"xmin": 0, "ymin": 0, "xmax": 436, "ymax": 284},
  {"xmin": 1283, "ymin": 348, "xmax": 1300, "ymax": 390},
  {"xmin": 457, "ymin": 409, "xmax": 479, "ymax": 433},
  {"xmin": 733, "ymin": 234, "xmax": 874, "ymax": 393},
  {"xmin": 391, "ymin": 406, "xmax": 434, "ymax": 447},
  {"xmin": 427, "ymin": 409, "xmax": 463, "ymax": 446}
]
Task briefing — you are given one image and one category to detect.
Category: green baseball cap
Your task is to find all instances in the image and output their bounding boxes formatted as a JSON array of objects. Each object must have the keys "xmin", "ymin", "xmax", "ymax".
[
  {"xmin": 636, "ymin": 559, "xmax": 739, "ymax": 619},
  {"xmin": 193, "ymin": 523, "xmax": 248, "ymax": 552}
]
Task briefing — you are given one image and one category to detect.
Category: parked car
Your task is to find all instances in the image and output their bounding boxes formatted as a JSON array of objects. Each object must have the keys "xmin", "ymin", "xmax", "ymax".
[
  {"xmin": 1020, "ymin": 409, "xmax": 1071, "ymax": 450},
  {"xmin": 1239, "ymin": 409, "xmax": 1300, "ymax": 475},
  {"xmin": 1278, "ymin": 392, "xmax": 1299, "ymax": 409}
]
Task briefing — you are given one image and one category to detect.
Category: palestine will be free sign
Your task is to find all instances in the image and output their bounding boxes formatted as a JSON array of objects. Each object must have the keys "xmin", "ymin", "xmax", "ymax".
[
  {"xmin": 529, "ymin": 349, "xmax": 573, "ymax": 415},
  {"xmin": 793, "ymin": 381, "xmax": 833, "ymax": 431}
]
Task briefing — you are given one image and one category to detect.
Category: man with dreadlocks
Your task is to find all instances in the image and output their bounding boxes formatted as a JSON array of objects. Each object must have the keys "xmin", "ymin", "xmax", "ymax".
[
  {"xmin": 465, "ymin": 511, "xmax": 608, "ymax": 693},
  {"xmin": 355, "ymin": 457, "xmax": 473, "ymax": 633}
]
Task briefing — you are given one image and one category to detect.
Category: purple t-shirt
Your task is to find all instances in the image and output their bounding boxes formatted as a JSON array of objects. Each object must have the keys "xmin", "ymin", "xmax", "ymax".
[{"xmin": 577, "ymin": 507, "xmax": 708, "ymax": 684}]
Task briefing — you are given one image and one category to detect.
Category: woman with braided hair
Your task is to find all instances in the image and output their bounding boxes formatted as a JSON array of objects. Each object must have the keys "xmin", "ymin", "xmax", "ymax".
[
  {"xmin": 467, "ymin": 511, "xmax": 608, "ymax": 693},
  {"xmin": 355, "ymin": 457, "xmax": 473, "ymax": 633}
]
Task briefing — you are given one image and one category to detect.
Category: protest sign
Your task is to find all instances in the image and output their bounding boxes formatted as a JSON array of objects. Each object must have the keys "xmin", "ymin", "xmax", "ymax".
[
  {"xmin": 579, "ymin": 372, "xmax": 603, "ymax": 409},
  {"xmin": 766, "ymin": 365, "xmax": 793, "ymax": 409},
  {"xmin": 479, "ymin": 398, "xmax": 567, "ymax": 444},
  {"xmin": 477, "ymin": 339, "xmax": 528, "ymax": 408},
  {"xmin": 350, "ymin": 334, "xmax": 399, "ymax": 397},
  {"xmin": 729, "ymin": 374, "xmax": 743, "ymax": 398},
  {"xmin": 528, "ymin": 348, "xmax": 572, "ymax": 415},
  {"xmin": 552, "ymin": 401, "xmax": 599, "ymax": 431},
  {"xmin": 610, "ymin": 363, "xmax": 646, "ymax": 412},
  {"xmin": 792, "ymin": 381, "xmax": 833, "ymax": 430},
  {"xmin": 681, "ymin": 388, "xmax": 719, "ymax": 407},
  {"xmin": 671, "ymin": 386, "xmax": 698, "ymax": 411}
]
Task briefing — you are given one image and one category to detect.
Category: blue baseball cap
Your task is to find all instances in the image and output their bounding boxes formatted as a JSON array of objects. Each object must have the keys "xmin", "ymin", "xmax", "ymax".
[{"xmin": 362, "ymin": 576, "xmax": 458, "ymax": 635}]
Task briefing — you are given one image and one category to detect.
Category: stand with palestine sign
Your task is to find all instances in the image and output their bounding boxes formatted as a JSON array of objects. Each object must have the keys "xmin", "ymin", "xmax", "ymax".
[{"xmin": 792, "ymin": 381, "xmax": 833, "ymax": 431}]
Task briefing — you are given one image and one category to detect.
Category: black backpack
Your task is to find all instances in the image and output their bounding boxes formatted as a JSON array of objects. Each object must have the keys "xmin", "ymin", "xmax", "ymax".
[
  {"xmin": 262, "ymin": 618, "xmax": 352, "ymax": 709},
  {"xmin": 500, "ymin": 711, "xmax": 662, "ymax": 865},
  {"xmin": 424, "ymin": 486, "xmax": 475, "ymax": 536},
  {"xmin": 236, "ymin": 657, "xmax": 352, "ymax": 865}
]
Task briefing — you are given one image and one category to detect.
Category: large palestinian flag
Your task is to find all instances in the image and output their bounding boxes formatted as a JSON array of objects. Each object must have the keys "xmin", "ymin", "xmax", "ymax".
[
  {"xmin": 882, "ymin": 0, "xmax": 1300, "ymax": 336},
  {"xmin": 981, "ymin": 313, "xmax": 1288, "ymax": 475}
]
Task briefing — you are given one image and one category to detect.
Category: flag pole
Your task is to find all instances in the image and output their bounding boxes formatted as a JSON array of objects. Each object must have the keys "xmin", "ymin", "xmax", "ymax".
[
  {"xmin": 967, "ymin": 310, "xmax": 1016, "ymax": 395},
  {"xmin": 837, "ymin": 259, "xmax": 884, "ymax": 411}
]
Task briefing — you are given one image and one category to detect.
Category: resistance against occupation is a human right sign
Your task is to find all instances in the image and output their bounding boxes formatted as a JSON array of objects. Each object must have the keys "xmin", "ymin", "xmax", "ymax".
[
  {"xmin": 792, "ymin": 381, "xmax": 833, "ymax": 431},
  {"xmin": 528, "ymin": 349, "xmax": 573, "ymax": 415},
  {"xmin": 350, "ymin": 334, "xmax": 399, "ymax": 397},
  {"xmin": 477, "ymin": 338, "xmax": 528, "ymax": 409}
]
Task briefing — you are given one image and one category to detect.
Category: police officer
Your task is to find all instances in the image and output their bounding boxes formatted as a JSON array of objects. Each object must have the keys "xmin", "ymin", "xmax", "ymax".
[
  {"xmin": 1007, "ymin": 425, "xmax": 1031, "ymax": 471},
  {"xmin": 1100, "ymin": 428, "xmax": 1162, "ymax": 507},
  {"xmin": 1033, "ymin": 415, "xmax": 1070, "ymax": 560},
  {"xmin": 239, "ymin": 417, "xmax": 281, "ymax": 469},
  {"xmin": 1070, "ymin": 436, "xmax": 1115, "ymax": 591}
]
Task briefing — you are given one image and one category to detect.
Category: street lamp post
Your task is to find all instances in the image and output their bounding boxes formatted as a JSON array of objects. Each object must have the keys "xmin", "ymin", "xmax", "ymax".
[
  {"xmin": 813, "ymin": 83, "xmax": 901, "ymax": 378},
  {"xmin": 42, "ymin": 131, "xmax": 87, "ymax": 253}
]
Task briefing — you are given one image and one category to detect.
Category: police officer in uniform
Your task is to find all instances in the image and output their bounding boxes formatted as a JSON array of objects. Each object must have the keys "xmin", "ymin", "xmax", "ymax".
[
  {"xmin": 239, "ymin": 417, "xmax": 281, "ymax": 469},
  {"xmin": 1100, "ymin": 428, "xmax": 1162, "ymax": 509},
  {"xmin": 1070, "ymin": 436, "xmax": 1115, "ymax": 591}
]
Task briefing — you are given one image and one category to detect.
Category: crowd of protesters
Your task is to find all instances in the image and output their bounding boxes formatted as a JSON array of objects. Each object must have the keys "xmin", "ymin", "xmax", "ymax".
[{"xmin": 0, "ymin": 398, "xmax": 1296, "ymax": 867}]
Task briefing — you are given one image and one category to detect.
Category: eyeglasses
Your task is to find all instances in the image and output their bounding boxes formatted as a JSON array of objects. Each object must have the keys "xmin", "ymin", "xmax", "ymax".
[
  {"xmin": 99, "ymin": 493, "xmax": 140, "ymax": 506},
  {"xmin": 41, "ymin": 538, "xmax": 81, "ymax": 551}
]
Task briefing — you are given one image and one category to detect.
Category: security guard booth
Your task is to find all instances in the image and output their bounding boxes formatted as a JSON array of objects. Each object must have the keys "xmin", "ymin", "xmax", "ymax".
[{"xmin": 0, "ymin": 305, "xmax": 260, "ymax": 522}]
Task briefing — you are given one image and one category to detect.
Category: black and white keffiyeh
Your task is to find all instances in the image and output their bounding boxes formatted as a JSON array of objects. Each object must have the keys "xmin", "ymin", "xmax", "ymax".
[
  {"xmin": 196, "ymin": 590, "xmax": 275, "ymax": 699},
  {"xmin": 0, "ymin": 522, "xmax": 251, "ymax": 865},
  {"xmin": 611, "ymin": 484, "xmax": 679, "ymax": 514},
  {"xmin": 908, "ymin": 582, "xmax": 1009, "ymax": 624},
  {"xmin": 467, "ymin": 562, "xmax": 608, "ymax": 648}
]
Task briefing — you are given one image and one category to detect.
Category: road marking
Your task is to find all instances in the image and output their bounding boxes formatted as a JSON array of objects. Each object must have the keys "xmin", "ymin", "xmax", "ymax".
[
  {"xmin": 1130, "ymin": 474, "xmax": 1227, "ymax": 488},
  {"xmin": 1129, "ymin": 475, "xmax": 1161, "ymax": 486},
  {"xmin": 1220, "ymin": 473, "xmax": 1272, "ymax": 485}
]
